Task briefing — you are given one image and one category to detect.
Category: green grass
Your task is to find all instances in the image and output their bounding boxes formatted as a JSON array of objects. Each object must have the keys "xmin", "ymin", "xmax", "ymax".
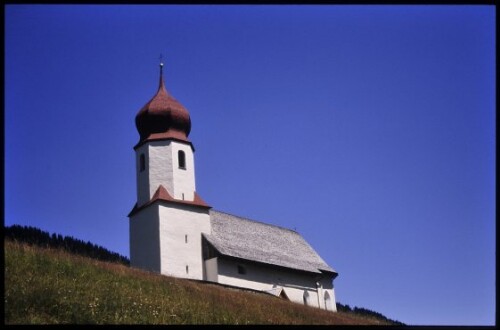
[{"xmin": 5, "ymin": 239, "xmax": 397, "ymax": 325}]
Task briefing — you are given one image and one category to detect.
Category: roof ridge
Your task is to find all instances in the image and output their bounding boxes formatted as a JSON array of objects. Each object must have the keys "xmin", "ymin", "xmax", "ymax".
[{"xmin": 210, "ymin": 209, "xmax": 299, "ymax": 234}]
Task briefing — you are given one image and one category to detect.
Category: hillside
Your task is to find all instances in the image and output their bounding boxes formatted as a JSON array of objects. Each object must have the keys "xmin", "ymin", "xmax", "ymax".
[{"xmin": 4, "ymin": 239, "xmax": 404, "ymax": 325}]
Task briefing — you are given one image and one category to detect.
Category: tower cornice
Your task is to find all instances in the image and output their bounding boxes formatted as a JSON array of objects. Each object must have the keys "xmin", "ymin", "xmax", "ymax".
[{"xmin": 133, "ymin": 135, "xmax": 195, "ymax": 152}]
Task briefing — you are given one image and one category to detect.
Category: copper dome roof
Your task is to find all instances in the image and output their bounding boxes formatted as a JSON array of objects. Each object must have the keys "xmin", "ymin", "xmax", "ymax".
[{"xmin": 135, "ymin": 64, "xmax": 191, "ymax": 144}]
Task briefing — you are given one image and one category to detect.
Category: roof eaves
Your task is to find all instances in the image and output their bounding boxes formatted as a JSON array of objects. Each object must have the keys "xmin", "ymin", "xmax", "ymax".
[{"xmin": 219, "ymin": 253, "xmax": 324, "ymax": 275}]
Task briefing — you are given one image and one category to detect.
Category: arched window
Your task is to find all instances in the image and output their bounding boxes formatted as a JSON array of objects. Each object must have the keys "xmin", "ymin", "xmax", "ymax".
[
  {"xmin": 303, "ymin": 291, "xmax": 310, "ymax": 306},
  {"xmin": 324, "ymin": 291, "xmax": 332, "ymax": 311},
  {"xmin": 139, "ymin": 154, "xmax": 145, "ymax": 172},
  {"xmin": 178, "ymin": 150, "xmax": 186, "ymax": 169}
]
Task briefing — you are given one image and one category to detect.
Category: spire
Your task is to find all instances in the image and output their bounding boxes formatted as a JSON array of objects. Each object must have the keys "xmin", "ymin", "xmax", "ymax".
[
  {"xmin": 159, "ymin": 54, "xmax": 165, "ymax": 91},
  {"xmin": 135, "ymin": 56, "xmax": 192, "ymax": 145}
]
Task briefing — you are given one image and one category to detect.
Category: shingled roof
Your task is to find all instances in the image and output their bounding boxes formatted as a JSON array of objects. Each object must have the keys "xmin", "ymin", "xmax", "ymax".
[{"xmin": 203, "ymin": 210, "xmax": 336, "ymax": 275}]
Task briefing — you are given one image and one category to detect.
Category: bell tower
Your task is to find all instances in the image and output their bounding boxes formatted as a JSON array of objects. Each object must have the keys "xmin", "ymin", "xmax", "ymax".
[{"xmin": 128, "ymin": 60, "xmax": 211, "ymax": 280}]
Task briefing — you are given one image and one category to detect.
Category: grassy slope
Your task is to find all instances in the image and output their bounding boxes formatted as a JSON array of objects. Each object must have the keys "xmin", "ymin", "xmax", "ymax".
[{"xmin": 5, "ymin": 240, "xmax": 396, "ymax": 325}]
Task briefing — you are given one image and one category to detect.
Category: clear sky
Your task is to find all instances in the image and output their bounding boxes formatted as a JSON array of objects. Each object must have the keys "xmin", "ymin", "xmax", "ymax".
[{"xmin": 4, "ymin": 5, "xmax": 495, "ymax": 326}]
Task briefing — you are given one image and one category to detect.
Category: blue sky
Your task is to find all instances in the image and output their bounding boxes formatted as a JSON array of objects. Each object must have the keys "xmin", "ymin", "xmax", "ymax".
[{"xmin": 5, "ymin": 5, "xmax": 495, "ymax": 326}]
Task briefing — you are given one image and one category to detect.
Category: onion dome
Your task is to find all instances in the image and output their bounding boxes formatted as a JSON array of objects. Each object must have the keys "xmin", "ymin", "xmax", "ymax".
[{"xmin": 135, "ymin": 62, "xmax": 191, "ymax": 144}]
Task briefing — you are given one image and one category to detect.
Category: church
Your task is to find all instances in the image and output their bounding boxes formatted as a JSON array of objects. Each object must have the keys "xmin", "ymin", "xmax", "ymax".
[{"xmin": 128, "ymin": 61, "xmax": 338, "ymax": 312}]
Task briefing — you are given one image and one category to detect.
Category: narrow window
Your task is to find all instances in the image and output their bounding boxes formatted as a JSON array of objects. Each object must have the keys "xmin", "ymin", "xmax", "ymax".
[
  {"xmin": 139, "ymin": 154, "xmax": 145, "ymax": 172},
  {"xmin": 185, "ymin": 234, "xmax": 188, "ymax": 244},
  {"xmin": 237, "ymin": 265, "xmax": 246, "ymax": 275},
  {"xmin": 186, "ymin": 265, "xmax": 189, "ymax": 274},
  {"xmin": 178, "ymin": 150, "xmax": 186, "ymax": 169}
]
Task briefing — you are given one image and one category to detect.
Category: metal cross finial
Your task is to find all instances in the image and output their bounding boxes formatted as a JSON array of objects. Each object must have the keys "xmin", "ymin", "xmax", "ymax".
[{"xmin": 159, "ymin": 53, "xmax": 164, "ymax": 79}]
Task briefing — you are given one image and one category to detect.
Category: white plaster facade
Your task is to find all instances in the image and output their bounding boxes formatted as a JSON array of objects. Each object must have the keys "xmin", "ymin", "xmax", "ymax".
[
  {"xmin": 135, "ymin": 140, "xmax": 196, "ymax": 207},
  {"xmin": 130, "ymin": 202, "xmax": 210, "ymax": 279},
  {"xmin": 204, "ymin": 257, "xmax": 337, "ymax": 312},
  {"xmin": 158, "ymin": 204, "xmax": 210, "ymax": 279},
  {"xmin": 129, "ymin": 204, "xmax": 161, "ymax": 272}
]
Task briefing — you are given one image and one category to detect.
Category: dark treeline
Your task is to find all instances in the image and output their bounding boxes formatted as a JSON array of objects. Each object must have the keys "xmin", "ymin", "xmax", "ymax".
[
  {"xmin": 336, "ymin": 302, "xmax": 405, "ymax": 325},
  {"xmin": 5, "ymin": 224, "xmax": 130, "ymax": 265}
]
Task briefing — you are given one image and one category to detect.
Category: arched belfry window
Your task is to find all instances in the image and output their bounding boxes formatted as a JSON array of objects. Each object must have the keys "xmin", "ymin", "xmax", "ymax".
[
  {"xmin": 178, "ymin": 150, "xmax": 186, "ymax": 169},
  {"xmin": 139, "ymin": 154, "xmax": 145, "ymax": 172}
]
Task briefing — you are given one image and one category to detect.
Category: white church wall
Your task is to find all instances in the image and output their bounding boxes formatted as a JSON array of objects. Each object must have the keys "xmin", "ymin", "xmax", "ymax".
[
  {"xmin": 323, "ymin": 288, "xmax": 336, "ymax": 312},
  {"xmin": 215, "ymin": 258, "xmax": 336, "ymax": 311},
  {"xmin": 136, "ymin": 140, "xmax": 196, "ymax": 205},
  {"xmin": 319, "ymin": 276, "xmax": 337, "ymax": 312},
  {"xmin": 147, "ymin": 141, "xmax": 174, "ymax": 201},
  {"xmin": 130, "ymin": 204, "xmax": 161, "ymax": 273},
  {"xmin": 171, "ymin": 142, "xmax": 196, "ymax": 201},
  {"xmin": 159, "ymin": 204, "xmax": 211, "ymax": 280}
]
